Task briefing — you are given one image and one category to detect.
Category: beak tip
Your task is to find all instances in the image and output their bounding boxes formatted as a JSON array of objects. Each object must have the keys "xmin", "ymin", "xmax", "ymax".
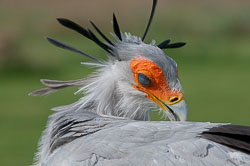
[{"xmin": 169, "ymin": 100, "xmax": 188, "ymax": 121}]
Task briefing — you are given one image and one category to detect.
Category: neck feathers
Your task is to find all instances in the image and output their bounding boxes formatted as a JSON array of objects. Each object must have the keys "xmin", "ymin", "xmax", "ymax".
[{"xmin": 52, "ymin": 61, "xmax": 154, "ymax": 120}]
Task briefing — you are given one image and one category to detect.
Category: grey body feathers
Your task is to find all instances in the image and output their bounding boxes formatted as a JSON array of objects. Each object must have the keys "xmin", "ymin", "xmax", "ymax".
[{"xmin": 34, "ymin": 111, "xmax": 250, "ymax": 166}]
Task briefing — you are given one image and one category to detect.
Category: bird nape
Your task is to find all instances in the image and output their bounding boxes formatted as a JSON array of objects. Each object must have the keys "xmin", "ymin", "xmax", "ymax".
[{"xmin": 30, "ymin": 0, "xmax": 250, "ymax": 166}]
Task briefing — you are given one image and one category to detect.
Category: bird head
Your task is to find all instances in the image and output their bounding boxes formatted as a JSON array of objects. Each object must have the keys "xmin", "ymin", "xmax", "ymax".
[
  {"xmin": 29, "ymin": 0, "xmax": 188, "ymax": 121},
  {"xmin": 110, "ymin": 37, "xmax": 187, "ymax": 121}
]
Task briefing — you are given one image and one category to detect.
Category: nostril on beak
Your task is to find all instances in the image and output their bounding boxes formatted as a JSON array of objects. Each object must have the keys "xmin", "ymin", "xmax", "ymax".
[{"xmin": 169, "ymin": 96, "xmax": 181, "ymax": 105}]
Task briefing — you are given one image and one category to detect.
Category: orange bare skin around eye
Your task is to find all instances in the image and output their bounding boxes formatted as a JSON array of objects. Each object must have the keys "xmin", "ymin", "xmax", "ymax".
[{"xmin": 130, "ymin": 58, "xmax": 183, "ymax": 103}]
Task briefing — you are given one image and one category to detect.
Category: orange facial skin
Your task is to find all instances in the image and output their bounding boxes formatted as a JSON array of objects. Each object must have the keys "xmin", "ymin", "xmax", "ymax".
[{"xmin": 130, "ymin": 58, "xmax": 183, "ymax": 105}]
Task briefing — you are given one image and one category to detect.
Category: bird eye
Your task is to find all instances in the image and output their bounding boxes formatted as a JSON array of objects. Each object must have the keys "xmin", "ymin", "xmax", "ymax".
[{"xmin": 138, "ymin": 73, "xmax": 151, "ymax": 86}]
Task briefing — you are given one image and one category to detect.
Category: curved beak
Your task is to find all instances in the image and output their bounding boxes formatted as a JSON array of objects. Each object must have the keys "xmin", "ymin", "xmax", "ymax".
[
  {"xmin": 149, "ymin": 94, "xmax": 188, "ymax": 121},
  {"xmin": 153, "ymin": 97, "xmax": 188, "ymax": 121},
  {"xmin": 162, "ymin": 100, "xmax": 188, "ymax": 121}
]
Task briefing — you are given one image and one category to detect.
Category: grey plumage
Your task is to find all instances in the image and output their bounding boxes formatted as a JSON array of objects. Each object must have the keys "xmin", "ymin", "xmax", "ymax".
[
  {"xmin": 30, "ymin": 0, "xmax": 250, "ymax": 165},
  {"xmin": 34, "ymin": 111, "xmax": 250, "ymax": 166}
]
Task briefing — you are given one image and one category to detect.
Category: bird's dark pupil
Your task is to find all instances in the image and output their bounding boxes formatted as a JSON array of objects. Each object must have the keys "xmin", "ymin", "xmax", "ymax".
[{"xmin": 138, "ymin": 73, "xmax": 151, "ymax": 86}]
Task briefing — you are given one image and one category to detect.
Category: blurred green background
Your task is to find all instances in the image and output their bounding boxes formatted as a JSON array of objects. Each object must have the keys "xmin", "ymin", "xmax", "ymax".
[{"xmin": 1, "ymin": 0, "xmax": 250, "ymax": 165}]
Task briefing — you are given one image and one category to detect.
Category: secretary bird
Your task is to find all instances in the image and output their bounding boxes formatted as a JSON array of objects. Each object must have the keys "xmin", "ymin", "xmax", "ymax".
[{"xmin": 30, "ymin": 0, "xmax": 250, "ymax": 165}]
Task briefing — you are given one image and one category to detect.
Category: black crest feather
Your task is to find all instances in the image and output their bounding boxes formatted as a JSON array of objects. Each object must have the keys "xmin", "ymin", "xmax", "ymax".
[
  {"xmin": 157, "ymin": 39, "xmax": 171, "ymax": 48},
  {"xmin": 158, "ymin": 41, "xmax": 186, "ymax": 49},
  {"xmin": 46, "ymin": 37, "xmax": 103, "ymax": 64},
  {"xmin": 89, "ymin": 20, "xmax": 114, "ymax": 46},
  {"xmin": 142, "ymin": 0, "xmax": 157, "ymax": 41},
  {"xmin": 112, "ymin": 13, "xmax": 122, "ymax": 41},
  {"xmin": 57, "ymin": 18, "xmax": 90, "ymax": 40},
  {"xmin": 86, "ymin": 28, "xmax": 112, "ymax": 53},
  {"xmin": 57, "ymin": 18, "xmax": 112, "ymax": 54}
]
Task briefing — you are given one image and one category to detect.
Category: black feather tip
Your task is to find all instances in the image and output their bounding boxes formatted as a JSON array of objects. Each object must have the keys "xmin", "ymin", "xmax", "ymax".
[
  {"xmin": 158, "ymin": 40, "xmax": 186, "ymax": 49},
  {"xmin": 46, "ymin": 37, "xmax": 103, "ymax": 64},
  {"xmin": 112, "ymin": 13, "xmax": 122, "ymax": 41},
  {"xmin": 142, "ymin": 0, "xmax": 157, "ymax": 41}
]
